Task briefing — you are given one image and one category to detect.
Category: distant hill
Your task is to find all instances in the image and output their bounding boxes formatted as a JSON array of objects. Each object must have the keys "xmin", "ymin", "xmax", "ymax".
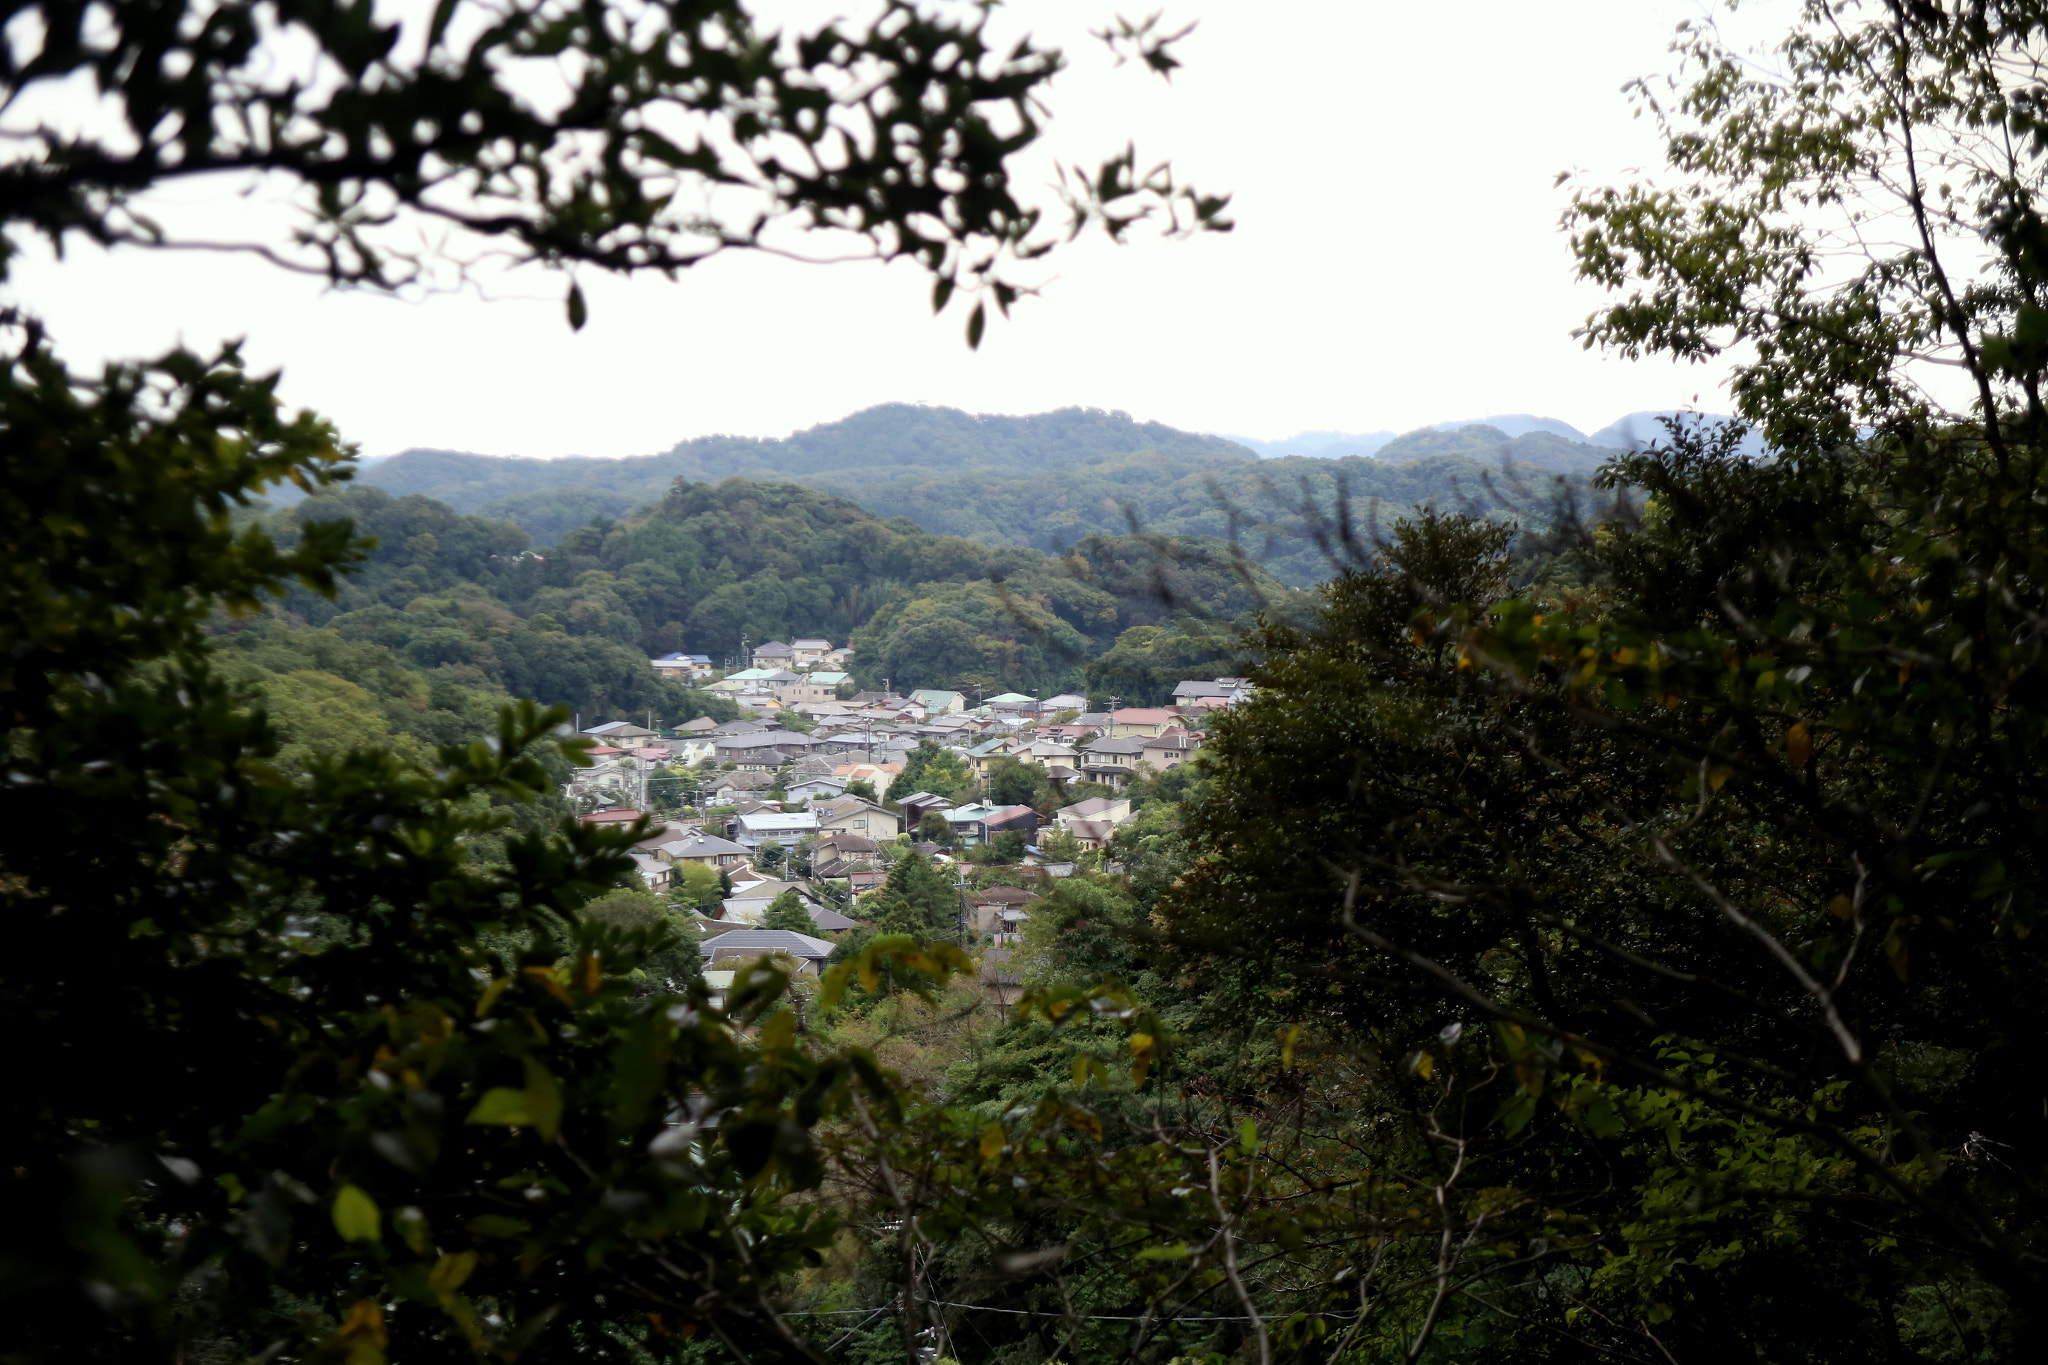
[
  {"xmin": 1590, "ymin": 410, "xmax": 1767, "ymax": 458},
  {"xmin": 1429, "ymin": 414, "xmax": 1593, "ymax": 443},
  {"xmin": 1223, "ymin": 413, "xmax": 1603, "ymax": 458},
  {"xmin": 364, "ymin": 404, "xmax": 1255, "ymax": 513},
  {"xmin": 340, "ymin": 404, "xmax": 1620, "ymax": 585},
  {"xmin": 1372, "ymin": 424, "xmax": 1617, "ymax": 474}
]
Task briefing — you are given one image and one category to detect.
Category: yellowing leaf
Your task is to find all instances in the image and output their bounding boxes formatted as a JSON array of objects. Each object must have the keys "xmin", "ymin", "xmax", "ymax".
[
  {"xmin": 1885, "ymin": 927, "xmax": 1910, "ymax": 981},
  {"xmin": 1787, "ymin": 722, "xmax": 1812, "ymax": 768},
  {"xmin": 1129, "ymin": 1031, "xmax": 1156, "ymax": 1086},
  {"xmin": 523, "ymin": 1058, "xmax": 563, "ymax": 1140},
  {"xmin": 576, "ymin": 951, "xmax": 602, "ymax": 996},
  {"xmin": 1280, "ymin": 1024, "xmax": 1301, "ymax": 1069},
  {"xmin": 429, "ymin": 1250, "xmax": 478, "ymax": 1295},
  {"xmin": 332, "ymin": 1184, "xmax": 382, "ymax": 1243},
  {"xmin": 522, "ymin": 965, "xmax": 571, "ymax": 1004},
  {"xmin": 336, "ymin": 1298, "xmax": 388, "ymax": 1361},
  {"xmin": 1411, "ymin": 1051, "xmax": 1435, "ymax": 1079},
  {"xmin": 761, "ymin": 1008, "xmax": 797, "ymax": 1056},
  {"xmin": 979, "ymin": 1122, "xmax": 1005, "ymax": 1161},
  {"xmin": 1828, "ymin": 894, "xmax": 1855, "ymax": 920}
]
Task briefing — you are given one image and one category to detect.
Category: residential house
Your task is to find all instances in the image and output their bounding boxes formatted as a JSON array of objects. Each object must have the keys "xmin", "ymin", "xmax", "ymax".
[
  {"xmin": 714, "ymin": 731, "xmax": 806, "ymax": 770},
  {"xmin": 831, "ymin": 761, "xmax": 902, "ymax": 788},
  {"xmin": 578, "ymin": 807, "xmax": 646, "ymax": 827},
  {"xmin": 705, "ymin": 667, "xmax": 775, "ymax": 696},
  {"xmin": 1040, "ymin": 692, "xmax": 1089, "ymax": 714},
  {"xmin": 718, "ymin": 878, "xmax": 820, "ymax": 925},
  {"xmin": 710, "ymin": 771, "xmax": 775, "ymax": 804},
  {"xmin": 984, "ymin": 692, "xmax": 1038, "ymax": 714},
  {"xmin": 752, "ymin": 669, "xmax": 804, "ymax": 701},
  {"xmin": 982, "ymin": 805, "xmax": 1040, "ymax": 843},
  {"xmin": 896, "ymin": 792, "xmax": 953, "ymax": 828},
  {"xmin": 969, "ymin": 884, "xmax": 1038, "ymax": 940},
  {"xmin": 653, "ymin": 832, "xmax": 752, "ymax": 869},
  {"xmin": 790, "ymin": 638, "xmax": 833, "ymax": 668},
  {"xmin": 629, "ymin": 853, "xmax": 673, "ymax": 891},
  {"xmin": 1106, "ymin": 707, "xmax": 1177, "ymax": 738},
  {"xmin": 767, "ymin": 670, "xmax": 844, "ymax": 705},
  {"xmin": 848, "ymin": 691, "xmax": 907, "ymax": 708},
  {"xmin": 1053, "ymin": 796, "xmax": 1133, "ymax": 852},
  {"xmin": 814, "ymin": 798, "xmax": 903, "ymax": 839},
  {"xmin": 650, "ymin": 652, "xmax": 714, "ymax": 681},
  {"xmin": 812, "ymin": 831, "xmax": 882, "ymax": 866},
  {"xmin": 978, "ymin": 948, "xmax": 1024, "ymax": 1006},
  {"xmin": 750, "ymin": 640, "xmax": 797, "ymax": 670},
  {"xmin": 1017, "ymin": 739, "xmax": 1079, "ymax": 767},
  {"xmin": 806, "ymin": 669, "xmax": 850, "ymax": 698},
  {"xmin": 811, "ymin": 905, "xmax": 861, "ymax": 932},
  {"xmin": 664, "ymin": 733, "xmax": 718, "ymax": 765},
  {"xmin": 1141, "ymin": 731, "xmax": 1201, "ymax": 771},
  {"xmin": 786, "ymin": 776, "xmax": 848, "ymax": 803},
  {"xmin": 1078, "ymin": 735, "xmax": 1149, "ymax": 772},
  {"xmin": 910, "ymin": 688, "xmax": 966, "ymax": 715},
  {"xmin": 941, "ymin": 803, "xmax": 999, "ymax": 843},
  {"xmin": 584, "ymin": 720, "xmax": 661, "ymax": 743},
  {"xmin": 699, "ymin": 928, "xmax": 835, "ymax": 975},
  {"xmin": 964, "ymin": 736, "xmax": 1019, "ymax": 777},
  {"xmin": 730, "ymin": 810, "xmax": 820, "ymax": 847},
  {"xmin": 632, "ymin": 820, "xmax": 695, "ymax": 852}
]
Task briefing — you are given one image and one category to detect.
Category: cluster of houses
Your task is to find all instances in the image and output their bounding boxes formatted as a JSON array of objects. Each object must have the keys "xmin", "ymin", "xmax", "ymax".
[{"xmin": 566, "ymin": 639, "xmax": 1257, "ymax": 985}]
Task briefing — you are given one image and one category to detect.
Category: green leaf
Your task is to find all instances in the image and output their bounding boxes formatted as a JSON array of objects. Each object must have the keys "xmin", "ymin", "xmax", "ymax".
[
  {"xmin": 966, "ymin": 301, "xmax": 986, "ymax": 349},
  {"xmin": 1136, "ymin": 1243, "xmax": 1192, "ymax": 1260},
  {"xmin": 332, "ymin": 1183, "xmax": 382, "ymax": 1243},
  {"xmin": 467, "ymin": 1087, "xmax": 535, "ymax": 1127},
  {"xmin": 524, "ymin": 1058, "xmax": 563, "ymax": 1140},
  {"xmin": 566, "ymin": 282, "xmax": 588, "ymax": 332},
  {"xmin": 1239, "ymin": 1118, "xmax": 1258, "ymax": 1153}
]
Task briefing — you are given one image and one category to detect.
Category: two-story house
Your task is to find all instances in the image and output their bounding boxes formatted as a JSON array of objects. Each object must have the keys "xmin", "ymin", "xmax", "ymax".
[
  {"xmin": 750, "ymin": 640, "xmax": 797, "ymax": 670},
  {"xmin": 814, "ymin": 797, "xmax": 904, "ymax": 839},
  {"xmin": 1106, "ymin": 707, "xmax": 1177, "ymax": 738}
]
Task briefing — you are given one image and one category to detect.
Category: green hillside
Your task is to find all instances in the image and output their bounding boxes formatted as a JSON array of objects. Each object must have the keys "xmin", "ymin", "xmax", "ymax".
[
  {"xmin": 264, "ymin": 477, "xmax": 1287, "ymax": 707},
  {"xmin": 353, "ymin": 406, "xmax": 1615, "ymax": 585}
]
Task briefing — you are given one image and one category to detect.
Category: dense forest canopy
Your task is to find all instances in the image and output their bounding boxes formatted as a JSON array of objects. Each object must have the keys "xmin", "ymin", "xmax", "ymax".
[{"xmin": 269, "ymin": 477, "xmax": 1281, "ymax": 706}]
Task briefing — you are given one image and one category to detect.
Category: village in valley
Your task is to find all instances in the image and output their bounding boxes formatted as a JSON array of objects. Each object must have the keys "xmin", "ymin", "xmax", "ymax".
[{"xmin": 566, "ymin": 635, "xmax": 1249, "ymax": 993}]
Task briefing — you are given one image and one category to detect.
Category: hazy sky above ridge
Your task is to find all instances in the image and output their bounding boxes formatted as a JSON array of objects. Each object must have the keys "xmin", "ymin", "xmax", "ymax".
[{"xmin": 6, "ymin": 0, "xmax": 1796, "ymax": 458}]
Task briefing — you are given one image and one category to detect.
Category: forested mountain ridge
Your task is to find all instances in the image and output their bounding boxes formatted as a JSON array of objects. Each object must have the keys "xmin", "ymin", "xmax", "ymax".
[
  {"xmin": 362, "ymin": 404, "xmax": 1255, "ymax": 513},
  {"xmin": 347, "ymin": 404, "xmax": 1612, "ymax": 586}
]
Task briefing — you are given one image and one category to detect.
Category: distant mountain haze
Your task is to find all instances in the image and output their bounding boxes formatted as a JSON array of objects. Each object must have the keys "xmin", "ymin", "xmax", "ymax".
[
  {"xmin": 341, "ymin": 403, "xmax": 1752, "ymax": 567},
  {"xmin": 363, "ymin": 405, "xmax": 1256, "ymax": 515},
  {"xmin": 1589, "ymin": 409, "xmax": 1768, "ymax": 457},
  {"xmin": 1222, "ymin": 430, "xmax": 1398, "ymax": 459}
]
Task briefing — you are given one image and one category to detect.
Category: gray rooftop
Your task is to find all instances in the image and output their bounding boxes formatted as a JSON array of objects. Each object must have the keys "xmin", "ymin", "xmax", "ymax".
[{"xmin": 699, "ymin": 928, "xmax": 835, "ymax": 959}]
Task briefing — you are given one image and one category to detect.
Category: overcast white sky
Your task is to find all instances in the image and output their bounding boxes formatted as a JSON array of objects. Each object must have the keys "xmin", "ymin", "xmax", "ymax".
[{"xmin": 6, "ymin": 0, "xmax": 1792, "ymax": 458}]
